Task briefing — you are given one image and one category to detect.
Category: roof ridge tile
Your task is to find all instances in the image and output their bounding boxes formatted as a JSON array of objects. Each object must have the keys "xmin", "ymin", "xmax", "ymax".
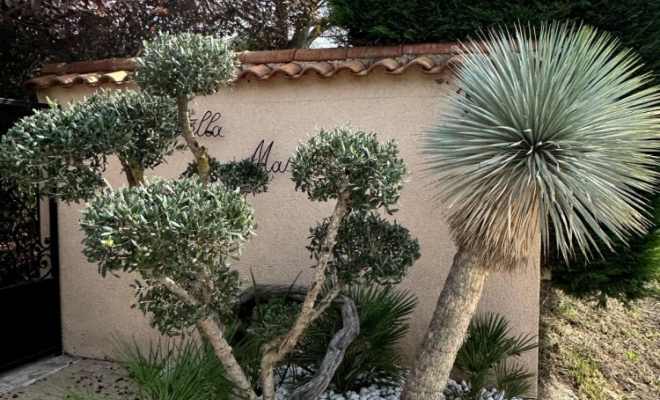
[{"xmin": 26, "ymin": 43, "xmax": 464, "ymax": 90}]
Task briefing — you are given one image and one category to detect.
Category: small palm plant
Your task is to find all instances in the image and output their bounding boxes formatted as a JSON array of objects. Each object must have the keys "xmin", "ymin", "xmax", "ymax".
[
  {"xmin": 450, "ymin": 314, "xmax": 537, "ymax": 400},
  {"xmin": 402, "ymin": 22, "xmax": 660, "ymax": 399}
]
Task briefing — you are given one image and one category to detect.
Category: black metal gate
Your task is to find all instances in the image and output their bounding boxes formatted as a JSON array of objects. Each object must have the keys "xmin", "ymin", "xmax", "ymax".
[{"xmin": 0, "ymin": 98, "xmax": 61, "ymax": 373}]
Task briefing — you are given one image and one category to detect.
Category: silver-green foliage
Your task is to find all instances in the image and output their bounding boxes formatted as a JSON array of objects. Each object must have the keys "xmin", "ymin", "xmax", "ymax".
[
  {"xmin": 424, "ymin": 22, "xmax": 660, "ymax": 270},
  {"xmin": 93, "ymin": 90, "xmax": 182, "ymax": 170},
  {"xmin": 451, "ymin": 313, "xmax": 537, "ymax": 400},
  {"xmin": 135, "ymin": 32, "xmax": 239, "ymax": 99},
  {"xmin": 292, "ymin": 126, "xmax": 407, "ymax": 213},
  {"xmin": 307, "ymin": 212, "xmax": 420, "ymax": 285},
  {"xmin": 0, "ymin": 90, "xmax": 180, "ymax": 201},
  {"xmin": 81, "ymin": 178, "xmax": 255, "ymax": 335},
  {"xmin": 0, "ymin": 99, "xmax": 113, "ymax": 200}
]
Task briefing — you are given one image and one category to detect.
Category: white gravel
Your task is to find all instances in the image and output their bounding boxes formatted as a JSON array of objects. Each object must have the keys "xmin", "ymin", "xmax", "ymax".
[{"xmin": 269, "ymin": 366, "xmax": 523, "ymax": 400}]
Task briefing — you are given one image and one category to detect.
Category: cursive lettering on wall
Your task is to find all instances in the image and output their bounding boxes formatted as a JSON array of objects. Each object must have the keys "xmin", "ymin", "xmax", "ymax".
[
  {"xmin": 192, "ymin": 111, "xmax": 223, "ymax": 137},
  {"xmin": 193, "ymin": 110, "xmax": 292, "ymax": 174},
  {"xmin": 251, "ymin": 140, "xmax": 292, "ymax": 174}
]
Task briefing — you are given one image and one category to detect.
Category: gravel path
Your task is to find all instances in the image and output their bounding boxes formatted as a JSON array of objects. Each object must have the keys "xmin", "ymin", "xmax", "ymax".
[{"xmin": 1, "ymin": 357, "xmax": 520, "ymax": 400}]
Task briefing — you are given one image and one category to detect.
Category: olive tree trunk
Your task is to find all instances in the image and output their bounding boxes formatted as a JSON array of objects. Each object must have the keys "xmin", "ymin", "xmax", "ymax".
[
  {"xmin": 289, "ymin": 295, "xmax": 360, "ymax": 400},
  {"xmin": 401, "ymin": 248, "xmax": 489, "ymax": 400},
  {"xmin": 177, "ymin": 98, "xmax": 210, "ymax": 184},
  {"xmin": 159, "ymin": 277, "xmax": 257, "ymax": 400},
  {"xmin": 259, "ymin": 187, "xmax": 351, "ymax": 400}
]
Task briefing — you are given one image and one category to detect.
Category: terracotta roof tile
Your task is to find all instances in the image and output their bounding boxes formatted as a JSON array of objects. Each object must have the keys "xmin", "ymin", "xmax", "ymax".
[
  {"xmin": 24, "ymin": 43, "xmax": 464, "ymax": 90},
  {"xmin": 334, "ymin": 60, "xmax": 368, "ymax": 75},
  {"xmin": 300, "ymin": 62, "xmax": 335, "ymax": 77},
  {"xmin": 237, "ymin": 64, "xmax": 273, "ymax": 80},
  {"xmin": 270, "ymin": 63, "xmax": 303, "ymax": 78},
  {"xmin": 368, "ymin": 58, "xmax": 401, "ymax": 74},
  {"xmin": 404, "ymin": 43, "xmax": 460, "ymax": 55}
]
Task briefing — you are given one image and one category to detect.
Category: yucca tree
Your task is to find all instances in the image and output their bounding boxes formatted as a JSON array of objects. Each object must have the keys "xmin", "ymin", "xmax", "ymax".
[{"xmin": 401, "ymin": 22, "xmax": 660, "ymax": 399}]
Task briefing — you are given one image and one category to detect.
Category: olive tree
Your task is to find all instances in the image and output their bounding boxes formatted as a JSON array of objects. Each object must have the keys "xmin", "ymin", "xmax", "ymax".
[
  {"xmin": 258, "ymin": 126, "xmax": 413, "ymax": 400},
  {"xmin": 0, "ymin": 32, "xmax": 419, "ymax": 399},
  {"xmin": 401, "ymin": 23, "xmax": 660, "ymax": 399}
]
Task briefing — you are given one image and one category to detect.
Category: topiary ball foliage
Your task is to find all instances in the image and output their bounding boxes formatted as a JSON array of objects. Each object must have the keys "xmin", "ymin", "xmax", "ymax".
[
  {"xmin": 180, "ymin": 157, "xmax": 270, "ymax": 195},
  {"xmin": 308, "ymin": 212, "xmax": 420, "ymax": 285},
  {"xmin": 88, "ymin": 90, "xmax": 182, "ymax": 171},
  {"xmin": 0, "ymin": 90, "xmax": 180, "ymax": 201},
  {"xmin": 135, "ymin": 32, "xmax": 239, "ymax": 99},
  {"xmin": 80, "ymin": 178, "xmax": 256, "ymax": 335},
  {"xmin": 291, "ymin": 126, "xmax": 407, "ymax": 213}
]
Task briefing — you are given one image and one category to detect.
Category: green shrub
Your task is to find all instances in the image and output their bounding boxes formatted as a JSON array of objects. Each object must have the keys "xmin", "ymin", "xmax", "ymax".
[
  {"xmin": 450, "ymin": 313, "xmax": 537, "ymax": 400},
  {"xmin": 291, "ymin": 125, "xmax": 407, "ymax": 214},
  {"xmin": 289, "ymin": 281, "xmax": 417, "ymax": 393},
  {"xmin": 0, "ymin": 90, "xmax": 180, "ymax": 201},
  {"xmin": 181, "ymin": 157, "xmax": 270, "ymax": 196},
  {"xmin": 2, "ymin": 31, "xmax": 418, "ymax": 398},
  {"xmin": 546, "ymin": 194, "xmax": 660, "ymax": 306},
  {"xmin": 53, "ymin": 339, "xmax": 239, "ymax": 400}
]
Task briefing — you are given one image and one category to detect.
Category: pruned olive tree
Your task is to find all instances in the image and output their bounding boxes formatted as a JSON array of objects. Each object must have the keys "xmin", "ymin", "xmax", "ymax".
[
  {"xmin": 0, "ymin": 32, "xmax": 419, "ymax": 399},
  {"xmin": 401, "ymin": 23, "xmax": 660, "ymax": 400},
  {"xmin": 258, "ymin": 126, "xmax": 414, "ymax": 400}
]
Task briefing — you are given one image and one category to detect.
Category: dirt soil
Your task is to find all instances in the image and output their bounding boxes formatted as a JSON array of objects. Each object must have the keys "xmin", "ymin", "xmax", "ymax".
[{"xmin": 538, "ymin": 282, "xmax": 660, "ymax": 400}]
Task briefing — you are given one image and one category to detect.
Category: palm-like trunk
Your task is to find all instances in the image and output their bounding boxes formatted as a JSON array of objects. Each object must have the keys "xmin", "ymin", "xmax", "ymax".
[{"xmin": 401, "ymin": 248, "xmax": 489, "ymax": 400}]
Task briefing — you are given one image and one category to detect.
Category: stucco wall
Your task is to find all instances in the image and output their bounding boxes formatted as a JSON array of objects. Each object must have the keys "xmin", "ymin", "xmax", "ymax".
[{"xmin": 39, "ymin": 69, "xmax": 540, "ymax": 376}]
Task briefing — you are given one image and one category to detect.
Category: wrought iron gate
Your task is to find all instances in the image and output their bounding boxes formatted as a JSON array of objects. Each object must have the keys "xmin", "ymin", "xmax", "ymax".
[{"xmin": 0, "ymin": 98, "xmax": 61, "ymax": 373}]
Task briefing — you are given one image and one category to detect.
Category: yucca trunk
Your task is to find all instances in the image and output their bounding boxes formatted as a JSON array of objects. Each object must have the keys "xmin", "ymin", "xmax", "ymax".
[{"xmin": 401, "ymin": 248, "xmax": 489, "ymax": 400}]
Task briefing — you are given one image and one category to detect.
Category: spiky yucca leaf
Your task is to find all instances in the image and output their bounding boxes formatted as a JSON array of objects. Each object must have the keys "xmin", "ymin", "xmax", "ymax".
[{"xmin": 425, "ymin": 22, "xmax": 660, "ymax": 270}]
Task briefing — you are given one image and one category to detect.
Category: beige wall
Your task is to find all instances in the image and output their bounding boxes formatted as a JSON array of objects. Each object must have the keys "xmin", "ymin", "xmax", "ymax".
[{"xmin": 39, "ymin": 69, "xmax": 540, "ymax": 377}]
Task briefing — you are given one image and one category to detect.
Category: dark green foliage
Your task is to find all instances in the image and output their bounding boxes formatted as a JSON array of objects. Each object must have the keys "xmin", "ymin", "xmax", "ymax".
[
  {"xmin": 452, "ymin": 313, "xmax": 537, "ymax": 400},
  {"xmin": 308, "ymin": 212, "xmax": 420, "ymax": 285},
  {"xmin": 81, "ymin": 178, "xmax": 255, "ymax": 335},
  {"xmin": 247, "ymin": 298, "xmax": 302, "ymax": 345},
  {"xmin": 291, "ymin": 126, "xmax": 407, "ymax": 213},
  {"xmin": 135, "ymin": 32, "xmax": 238, "ymax": 99},
  {"xmin": 330, "ymin": 0, "xmax": 660, "ymax": 77},
  {"xmin": 225, "ymin": 277, "xmax": 308, "ymax": 390},
  {"xmin": 289, "ymin": 282, "xmax": 417, "ymax": 393},
  {"xmin": 546, "ymin": 194, "xmax": 660, "ymax": 306},
  {"xmin": 181, "ymin": 157, "xmax": 270, "ymax": 196}
]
